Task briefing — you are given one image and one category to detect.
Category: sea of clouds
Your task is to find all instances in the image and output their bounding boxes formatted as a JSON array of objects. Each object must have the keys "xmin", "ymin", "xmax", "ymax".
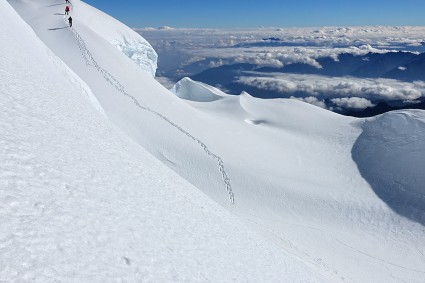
[
  {"xmin": 138, "ymin": 26, "xmax": 425, "ymax": 110},
  {"xmin": 237, "ymin": 73, "xmax": 425, "ymax": 110}
]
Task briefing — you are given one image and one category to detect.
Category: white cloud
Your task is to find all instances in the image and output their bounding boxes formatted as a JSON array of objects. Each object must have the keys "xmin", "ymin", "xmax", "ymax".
[
  {"xmin": 236, "ymin": 73, "xmax": 425, "ymax": 102},
  {"xmin": 189, "ymin": 45, "xmax": 387, "ymax": 69},
  {"xmin": 208, "ymin": 59, "xmax": 224, "ymax": 68},
  {"xmin": 290, "ymin": 96, "xmax": 327, "ymax": 109},
  {"xmin": 139, "ymin": 26, "xmax": 425, "ymax": 70},
  {"xmin": 158, "ymin": 26, "xmax": 175, "ymax": 30},
  {"xmin": 330, "ymin": 97, "xmax": 375, "ymax": 110},
  {"xmin": 139, "ymin": 27, "xmax": 425, "ymax": 110}
]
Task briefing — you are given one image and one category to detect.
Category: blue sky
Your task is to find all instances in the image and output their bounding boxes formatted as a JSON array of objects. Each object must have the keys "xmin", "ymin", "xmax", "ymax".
[{"xmin": 83, "ymin": 0, "xmax": 425, "ymax": 28}]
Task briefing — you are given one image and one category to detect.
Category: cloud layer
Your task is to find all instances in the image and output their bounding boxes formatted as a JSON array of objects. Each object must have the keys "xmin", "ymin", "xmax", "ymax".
[
  {"xmin": 139, "ymin": 26, "xmax": 425, "ymax": 71},
  {"xmin": 237, "ymin": 73, "xmax": 425, "ymax": 109},
  {"xmin": 330, "ymin": 97, "xmax": 375, "ymax": 110},
  {"xmin": 139, "ymin": 27, "xmax": 425, "ymax": 110}
]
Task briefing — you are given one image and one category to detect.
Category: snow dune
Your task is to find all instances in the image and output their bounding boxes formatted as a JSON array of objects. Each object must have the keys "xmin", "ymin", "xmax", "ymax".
[
  {"xmin": 171, "ymin": 77, "xmax": 225, "ymax": 102},
  {"xmin": 3, "ymin": 0, "xmax": 425, "ymax": 282},
  {"xmin": 171, "ymin": 78, "xmax": 425, "ymax": 282},
  {"xmin": 353, "ymin": 110, "xmax": 425, "ymax": 225}
]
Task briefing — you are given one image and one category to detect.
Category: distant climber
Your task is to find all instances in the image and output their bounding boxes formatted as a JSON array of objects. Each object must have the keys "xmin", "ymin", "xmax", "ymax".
[
  {"xmin": 65, "ymin": 0, "xmax": 70, "ymax": 3},
  {"xmin": 68, "ymin": 16, "xmax": 73, "ymax": 27},
  {"xmin": 65, "ymin": 6, "xmax": 70, "ymax": 15}
]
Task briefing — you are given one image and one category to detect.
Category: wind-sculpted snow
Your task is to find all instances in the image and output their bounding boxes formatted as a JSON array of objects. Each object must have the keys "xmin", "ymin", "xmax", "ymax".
[
  {"xmin": 352, "ymin": 110, "xmax": 425, "ymax": 225},
  {"xmin": 71, "ymin": 0, "xmax": 158, "ymax": 77},
  {"xmin": 170, "ymin": 76, "xmax": 425, "ymax": 282},
  {"xmin": 171, "ymin": 77, "xmax": 225, "ymax": 102}
]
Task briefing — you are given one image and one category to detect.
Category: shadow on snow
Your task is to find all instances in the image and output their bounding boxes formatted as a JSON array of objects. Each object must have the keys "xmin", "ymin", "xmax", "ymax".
[
  {"xmin": 352, "ymin": 111, "xmax": 425, "ymax": 226},
  {"xmin": 48, "ymin": 26, "xmax": 69, "ymax": 31}
]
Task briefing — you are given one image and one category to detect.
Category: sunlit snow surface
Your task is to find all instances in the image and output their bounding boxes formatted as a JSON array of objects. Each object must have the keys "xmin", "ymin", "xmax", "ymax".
[
  {"xmin": 3, "ymin": 0, "xmax": 425, "ymax": 282},
  {"xmin": 0, "ymin": 1, "xmax": 326, "ymax": 282}
]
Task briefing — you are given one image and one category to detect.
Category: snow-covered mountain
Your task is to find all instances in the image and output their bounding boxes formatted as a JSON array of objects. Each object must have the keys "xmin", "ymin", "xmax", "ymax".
[
  {"xmin": 0, "ymin": 1, "xmax": 325, "ymax": 281},
  {"xmin": 2, "ymin": 0, "xmax": 425, "ymax": 282},
  {"xmin": 385, "ymin": 52, "xmax": 425, "ymax": 81}
]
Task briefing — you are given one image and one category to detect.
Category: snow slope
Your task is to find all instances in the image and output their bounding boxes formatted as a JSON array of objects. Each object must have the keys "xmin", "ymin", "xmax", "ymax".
[
  {"xmin": 171, "ymin": 78, "xmax": 425, "ymax": 282},
  {"xmin": 0, "ymin": 1, "xmax": 327, "ymax": 281},
  {"xmin": 6, "ymin": 0, "xmax": 425, "ymax": 282}
]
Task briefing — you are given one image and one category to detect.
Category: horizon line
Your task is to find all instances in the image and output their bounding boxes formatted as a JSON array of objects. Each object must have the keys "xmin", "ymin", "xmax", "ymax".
[{"xmin": 134, "ymin": 25, "xmax": 425, "ymax": 30}]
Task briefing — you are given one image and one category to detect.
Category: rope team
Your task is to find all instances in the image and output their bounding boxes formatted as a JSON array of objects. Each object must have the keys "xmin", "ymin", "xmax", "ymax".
[{"xmin": 64, "ymin": 1, "xmax": 72, "ymax": 27}]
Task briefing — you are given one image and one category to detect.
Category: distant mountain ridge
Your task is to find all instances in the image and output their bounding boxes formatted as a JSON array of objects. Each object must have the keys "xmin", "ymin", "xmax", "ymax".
[
  {"xmin": 188, "ymin": 51, "xmax": 425, "ymax": 115},
  {"xmin": 344, "ymin": 100, "xmax": 425, "ymax": 117},
  {"xmin": 384, "ymin": 52, "xmax": 425, "ymax": 81},
  {"xmin": 192, "ymin": 51, "xmax": 423, "ymax": 81}
]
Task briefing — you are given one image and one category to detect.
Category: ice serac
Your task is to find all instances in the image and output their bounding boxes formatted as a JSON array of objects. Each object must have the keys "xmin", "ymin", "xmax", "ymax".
[
  {"xmin": 72, "ymin": 0, "xmax": 158, "ymax": 77},
  {"xmin": 171, "ymin": 77, "xmax": 226, "ymax": 102}
]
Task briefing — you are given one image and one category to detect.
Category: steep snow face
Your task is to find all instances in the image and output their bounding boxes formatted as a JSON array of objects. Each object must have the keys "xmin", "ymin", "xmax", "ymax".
[
  {"xmin": 71, "ymin": 0, "xmax": 158, "ymax": 77},
  {"xmin": 8, "ymin": 0, "xmax": 425, "ymax": 282},
  {"xmin": 0, "ymin": 2, "xmax": 104, "ymax": 116},
  {"xmin": 0, "ymin": 1, "xmax": 328, "ymax": 282},
  {"xmin": 170, "ymin": 77, "xmax": 226, "ymax": 102}
]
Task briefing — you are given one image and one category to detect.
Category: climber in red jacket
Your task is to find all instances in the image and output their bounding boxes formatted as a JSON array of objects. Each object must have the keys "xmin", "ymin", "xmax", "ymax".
[{"xmin": 65, "ymin": 6, "xmax": 70, "ymax": 15}]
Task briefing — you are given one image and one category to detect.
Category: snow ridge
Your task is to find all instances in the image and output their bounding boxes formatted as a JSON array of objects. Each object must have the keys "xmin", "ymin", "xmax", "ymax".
[
  {"xmin": 70, "ymin": 25, "xmax": 235, "ymax": 204},
  {"xmin": 171, "ymin": 77, "xmax": 226, "ymax": 102}
]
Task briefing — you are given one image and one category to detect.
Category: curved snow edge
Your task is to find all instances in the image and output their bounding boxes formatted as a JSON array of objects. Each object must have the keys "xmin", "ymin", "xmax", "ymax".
[
  {"xmin": 73, "ymin": 0, "xmax": 158, "ymax": 77},
  {"xmin": 171, "ymin": 77, "xmax": 228, "ymax": 102}
]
